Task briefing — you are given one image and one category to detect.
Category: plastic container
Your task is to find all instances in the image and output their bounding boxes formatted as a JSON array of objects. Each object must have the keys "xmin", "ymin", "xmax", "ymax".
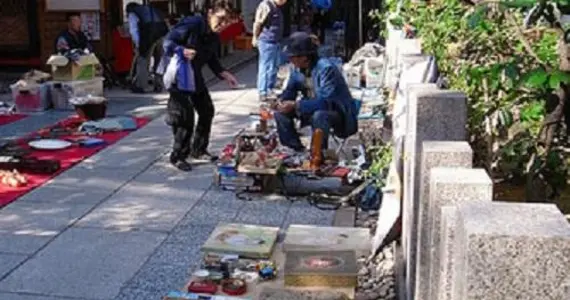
[
  {"xmin": 50, "ymin": 77, "xmax": 104, "ymax": 110},
  {"xmin": 11, "ymin": 83, "xmax": 50, "ymax": 113}
]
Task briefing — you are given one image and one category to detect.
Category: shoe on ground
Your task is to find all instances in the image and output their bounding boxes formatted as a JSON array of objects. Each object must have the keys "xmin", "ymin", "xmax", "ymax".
[
  {"xmin": 190, "ymin": 151, "xmax": 218, "ymax": 163},
  {"xmin": 172, "ymin": 160, "xmax": 193, "ymax": 172}
]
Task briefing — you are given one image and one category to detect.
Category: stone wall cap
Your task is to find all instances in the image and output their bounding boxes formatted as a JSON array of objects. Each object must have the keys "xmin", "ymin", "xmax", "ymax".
[
  {"xmin": 410, "ymin": 89, "xmax": 466, "ymax": 99},
  {"xmin": 422, "ymin": 141, "xmax": 472, "ymax": 153},
  {"xmin": 458, "ymin": 202, "xmax": 570, "ymax": 237},
  {"xmin": 430, "ymin": 167, "xmax": 491, "ymax": 185}
]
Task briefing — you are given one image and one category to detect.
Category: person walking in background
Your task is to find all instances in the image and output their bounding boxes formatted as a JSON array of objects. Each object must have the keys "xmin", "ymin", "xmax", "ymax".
[
  {"xmin": 126, "ymin": 2, "xmax": 169, "ymax": 93},
  {"xmin": 252, "ymin": 0, "xmax": 287, "ymax": 102},
  {"xmin": 159, "ymin": 0, "xmax": 239, "ymax": 172}
]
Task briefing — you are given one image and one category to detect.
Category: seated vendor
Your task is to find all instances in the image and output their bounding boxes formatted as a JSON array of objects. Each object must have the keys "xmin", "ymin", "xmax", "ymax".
[
  {"xmin": 273, "ymin": 32, "xmax": 358, "ymax": 153},
  {"xmin": 55, "ymin": 12, "xmax": 93, "ymax": 54}
]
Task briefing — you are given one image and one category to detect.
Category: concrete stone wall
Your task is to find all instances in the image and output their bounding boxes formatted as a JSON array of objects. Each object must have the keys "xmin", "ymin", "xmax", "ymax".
[{"xmin": 389, "ymin": 32, "xmax": 570, "ymax": 300}]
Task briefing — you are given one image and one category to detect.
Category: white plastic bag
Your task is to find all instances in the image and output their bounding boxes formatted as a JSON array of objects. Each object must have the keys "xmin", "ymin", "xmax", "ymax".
[{"xmin": 163, "ymin": 54, "xmax": 196, "ymax": 92}]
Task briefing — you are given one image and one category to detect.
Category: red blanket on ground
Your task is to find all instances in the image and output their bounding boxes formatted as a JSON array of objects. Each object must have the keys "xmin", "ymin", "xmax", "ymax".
[
  {"xmin": 0, "ymin": 116, "xmax": 150, "ymax": 207},
  {"xmin": 0, "ymin": 114, "xmax": 26, "ymax": 126}
]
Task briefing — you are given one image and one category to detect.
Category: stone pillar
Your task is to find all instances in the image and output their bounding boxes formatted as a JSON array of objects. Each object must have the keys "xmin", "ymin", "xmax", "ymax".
[
  {"xmin": 402, "ymin": 89, "xmax": 467, "ymax": 300},
  {"xmin": 436, "ymin": 206, "xmax": 458, "ymax": 300},
  {"xmin": 414, "ymin": 142, "xmax": 473, "ymax": 300},
  {"xmin": 427, "ymin": 168, "xmax": 493, "ymax": 300},
  {"xmin": 453, "ymin": 202, "xmax": 570, "ymax": 300}
]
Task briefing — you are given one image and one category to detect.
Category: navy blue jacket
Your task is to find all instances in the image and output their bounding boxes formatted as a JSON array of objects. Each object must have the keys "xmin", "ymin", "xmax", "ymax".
[
  {"xmin": 282, "ymin": 58, "xmax": 358, "ymax": 138},
  {"xmin": 160, "ymin": 16, "xmax": 225, "ymax": 91}
]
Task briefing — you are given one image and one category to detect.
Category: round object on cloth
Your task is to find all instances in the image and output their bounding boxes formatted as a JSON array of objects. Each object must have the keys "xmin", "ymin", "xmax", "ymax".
[{"xmin": 28, "ymin": 139, "xmax": 72, "ymax": 150}]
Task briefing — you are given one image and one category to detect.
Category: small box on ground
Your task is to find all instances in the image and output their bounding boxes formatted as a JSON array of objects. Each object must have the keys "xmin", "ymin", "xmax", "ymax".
[
  {"xmin": 46, "ymin": 53, "xmax": 99, "ymax": 81},
  {"xmin": 283, "ymin": 225, "xmax": 371, "ymax": 257},
  {"xmin": 234, "ymin": 36, "xmax": 253, "ymax": 51},
  {"xmin": 214, "ymin": 165, "xmax": 263, "ymax": 192},
  {"xmin": 284, "ymin": 250, "xmax": 358, "ymax": 288},
  {"xmin": 201, "ymin": 223, "xmax": 279, "ymax": 259},
  {"xmin": 10, "ymin": 82, "xmax": 51, "ymax": 113},
  {"xmin": 50, "ymin": 77, "xmax": 105, "ymax": 110}
]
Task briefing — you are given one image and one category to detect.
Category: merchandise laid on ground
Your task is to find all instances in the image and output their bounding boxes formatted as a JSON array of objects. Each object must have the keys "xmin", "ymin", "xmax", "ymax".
[
  {"xmin": 162, "ymin": 42, "xmax": 393, "ymax": 300},
  {"xmin": 162, "ymin": 223, "xmax": 370, "ymax": 300},
  {"xmin": 0, "ymin": 114, "xmax": 149, "ymax": 207},
  {"xmin": 0, "ymin": 48, "xmax": 154, "ymax": 207}
]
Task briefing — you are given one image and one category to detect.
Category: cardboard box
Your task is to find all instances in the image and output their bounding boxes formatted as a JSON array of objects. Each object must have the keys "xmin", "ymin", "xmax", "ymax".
[{"xmin": 46, "ymin": 54, "xmax": 99, "ymax": 81}]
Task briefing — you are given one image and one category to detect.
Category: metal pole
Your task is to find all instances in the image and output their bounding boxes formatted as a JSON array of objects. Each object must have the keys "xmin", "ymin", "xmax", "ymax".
[{"xmin": 358, "ymin": 0, "xmax": 363, "ymax": 46}]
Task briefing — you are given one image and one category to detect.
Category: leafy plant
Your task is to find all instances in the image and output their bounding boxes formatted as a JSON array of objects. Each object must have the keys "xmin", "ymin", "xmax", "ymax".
[{"xmin": 381, "ymin": 0, "xmax": 570, "ymax": 201}]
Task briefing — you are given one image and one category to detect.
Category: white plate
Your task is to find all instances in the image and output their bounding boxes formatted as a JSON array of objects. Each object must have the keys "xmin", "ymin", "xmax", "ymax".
[{"xmin": 28, "ymin": 139, "xmax": 72, "ymax": 150}]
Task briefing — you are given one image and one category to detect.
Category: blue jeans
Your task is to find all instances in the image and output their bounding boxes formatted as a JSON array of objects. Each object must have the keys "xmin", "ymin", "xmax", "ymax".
[
  {"xmin": 274, "ymin": 110, "xmax": 342, "ymax": 151},
  {"xmin": 257, "ymin": 41, "xmax": 282, "ymax": 96}
]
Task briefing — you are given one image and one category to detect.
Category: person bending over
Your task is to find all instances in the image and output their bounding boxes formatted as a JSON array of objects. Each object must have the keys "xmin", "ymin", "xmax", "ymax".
[{"xmin": 159, "ymin": 0, "xmax": 239, "ymax": 172}]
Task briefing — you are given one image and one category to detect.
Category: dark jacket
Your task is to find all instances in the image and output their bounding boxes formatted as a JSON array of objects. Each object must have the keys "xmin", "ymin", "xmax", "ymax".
[
  {"xmin": 54, "ymin": 30, "xmax": 92, "ymax": 54},
  {"xmin": 128, "ymin": 5, "xmax": 168, "ymax": 56},
  {"xmin": 259, "ymin": 0, "xmax": 284, "ymax": 43},
  {"xmin": 160, "ymin": 16, "xmax": 225, "ymax": 92},
  {"xmin": 282, "ymin": 58, "xmax": 358, "ymax": 138}
]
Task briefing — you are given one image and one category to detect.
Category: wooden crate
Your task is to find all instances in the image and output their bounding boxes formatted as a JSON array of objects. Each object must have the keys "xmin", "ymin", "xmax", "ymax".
[{"xmin": 234, "ymin": 36, "xmax": 253, "ymax": 51}]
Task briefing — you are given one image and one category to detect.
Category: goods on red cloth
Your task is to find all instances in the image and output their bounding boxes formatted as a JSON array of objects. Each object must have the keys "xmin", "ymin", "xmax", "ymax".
[
  {"xmin": 0, "ymin": 114, "xmax": 26, "ymax": 126},
  {"xmin": 0, "ymin": 115, "xmax": 150, "ymax": 207},
  {"xmin": 219, "ymin": 21, "xmax": 246, "ymax": 43},
  {"xmin": 112, "ymin": 28, "xmax": 134, "ymax": 74},
  {"xmin": 0, "ymin": 170, "xmax": 27, "ymax": 187}
]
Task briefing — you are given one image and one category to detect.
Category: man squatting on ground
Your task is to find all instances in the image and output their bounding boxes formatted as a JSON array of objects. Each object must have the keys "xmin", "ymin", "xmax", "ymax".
[
  {"xmin": 253, "ymin": 0, "xmax": 288, "ymax": 101},
  {"xmin": 273, "ymin": 32, "xmax": 359, "ymax": 154},
  {"xmin": 159, "ymin": 0, "xmax": 239, "ymax": 172}
]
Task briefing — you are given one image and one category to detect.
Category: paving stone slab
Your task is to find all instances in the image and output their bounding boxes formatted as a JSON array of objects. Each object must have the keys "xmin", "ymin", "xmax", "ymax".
[
  {"xmin": 0, "ymin": 293, "xmax": 85, "ymax": 300},
  {"xmin": 0, "ymin": 228, "xmax": 166, "ymax": 300},
  {"xmin": 133, "ymin": 162, "xmax": 214, "ymax": 192},
  {"xmin": 75, "ymin": 187, "xmax": 200, "ymax": 232},
  {"xmin": 0, "ymin": 202, "xmax": 93, "ymax": 235},
  {"xmin": 81, "ymin": 140, "xmax": 165, "ymax": 170},
  {"xmin": 0, "ymin": 234, "xmax": 53, "ymax": 255},
  {"xmin": 14, "ymin": 184, "xmax": 112, "ymax": 206},
  {"xmin": 0, "ymin": 253, "xmax": 27, "ymax": 279}
]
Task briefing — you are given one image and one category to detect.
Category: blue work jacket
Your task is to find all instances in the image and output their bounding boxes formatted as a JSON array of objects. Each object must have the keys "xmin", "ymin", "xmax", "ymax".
[{"xmin": 282, "ymin": 57, "xmax": 358, "ymax": 138}]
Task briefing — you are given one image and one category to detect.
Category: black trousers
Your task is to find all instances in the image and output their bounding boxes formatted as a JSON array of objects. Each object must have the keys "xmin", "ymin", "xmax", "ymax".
[{"xmin": 166, "ymin": 87, "xmax": 215, "ymax": 162}]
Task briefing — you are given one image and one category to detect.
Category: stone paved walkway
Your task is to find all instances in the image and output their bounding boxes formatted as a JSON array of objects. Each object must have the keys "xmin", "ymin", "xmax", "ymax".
[{"xmin": 0, "ymin": 61, "xmax": 335, "ymax": 300}]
